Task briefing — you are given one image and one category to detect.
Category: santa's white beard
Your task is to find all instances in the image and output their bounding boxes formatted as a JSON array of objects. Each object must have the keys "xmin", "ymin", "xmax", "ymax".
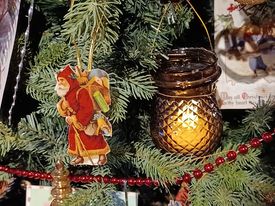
[{"xmin": 55, "ymin": 84, "xmax": 69, "ymax": 97}]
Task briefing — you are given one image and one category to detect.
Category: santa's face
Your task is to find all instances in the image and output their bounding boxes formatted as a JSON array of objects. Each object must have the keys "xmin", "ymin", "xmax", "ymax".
[{"xmin": 55, "ymin": 77, "xmax": 70, "ymax": 97}]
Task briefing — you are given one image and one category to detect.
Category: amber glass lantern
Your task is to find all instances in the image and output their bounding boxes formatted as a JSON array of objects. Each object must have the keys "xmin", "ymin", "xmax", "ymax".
[{"xmin": 151, "ymin": 48, "xmax": 223, "ymax": 156}]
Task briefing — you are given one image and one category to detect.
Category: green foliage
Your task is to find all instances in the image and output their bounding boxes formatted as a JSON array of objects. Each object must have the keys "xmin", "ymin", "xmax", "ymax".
[
  {"xmin": 223, "ymin": 101, "xmax": 274, "ymax": 144},
  {"xmin": 107, "ymin": 130, "xmax": 133, "ymax": 169},
  {"xmin": 61, "ymin": 182, "xmax": 116, "ymax": 206},
  {"xmin": 62, "ymin": 0, "xmax": 121, "ymax": 56},
  {"xmin": 62, "ymin": 167, "xmax": 116, "ymax": 206},
  {"xmin": 189, "ymin": 148, "xmax": 275, "ymax": 206},
  {"xmin": 0, "ymin": 122, "xmax": 18, "ymax": 158},
  {"xmin": 242, "ymin": 102, "xmax": 274, "ymax": 137},
  {"xmin": 17, "ymin": 113, "xmax": 70, "ymax": 171},
  {"xmin": 109, "ymin": 71, "xmax": 156, "ymax": 122},
  {"xmin": 132, "ymin": 141, "xmax": 189, "ymax": 186},
  {"xmin": 26, "ymin": 37, "xmax": 69, "ymax": 117}
]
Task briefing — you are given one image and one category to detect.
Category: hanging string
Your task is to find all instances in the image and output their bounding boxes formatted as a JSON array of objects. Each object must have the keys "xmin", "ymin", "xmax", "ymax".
[
  {"xmin": 150, "ymin": 2, "xmax": 170, "ymax": 56},
  {"xmin": 8, "ymin": 0, "xmax": 34, "ymax": 126},
  {"xmin": 186, "ymin": 0, "xmax": 214, "ymax": 51}
]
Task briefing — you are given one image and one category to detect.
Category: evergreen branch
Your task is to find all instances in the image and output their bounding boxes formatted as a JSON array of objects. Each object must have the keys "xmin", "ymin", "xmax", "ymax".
[
  {"xmin": 0, "ymin": 173, "xmax": 12, "ymax": 183},
  {"xmin": 0, "ymin": 122, "xmax": 18, "ymax": 158},
  {"xmin": 62, "ymin": 0, "xmax": 121, "ymax": 57},
  {"xmin": 242, "ymin": 101, "xmax": 274, "ymax": 137},
  {"xmin": 223, "ymin": 100, "xmax": 274, "ymax": 144},
  {"xmin": 123, "ymin": 29, "xmax": 167, "ymax": 70},
  {"xmin": 26, "ymin": 40, "xmax": 68, "ymax": 114},
  {"xmin": 189, "ymin": 147, "xmax": 275, "ymax": 206},
  {"xmin": 37, "ymin": 102, "xmax": 58, "ymax": 117},
  {"xmin": 61, "ymin": 182, "xmax": 116, "ymax": 206},
  {"xmin": 62, "ymin": 167, "xmax": 115, "ymax": 206},
  {"xmin": 117, "ymin": 71, "xmax": 157, "ymax": 100},
  {"xmin": 132, "ymin": 142, "xmax": 189, "ymax": 186},
  {"xmin": 17, "ymin": 113, "xmax": 69, "ymax": 170},
  {"xmin": 109, "ymin": 89, "xmax": 129, "ymax": 123},
  {"xmin": 107, "ymin": 131, "xmax": 133, "ymax": 168}
]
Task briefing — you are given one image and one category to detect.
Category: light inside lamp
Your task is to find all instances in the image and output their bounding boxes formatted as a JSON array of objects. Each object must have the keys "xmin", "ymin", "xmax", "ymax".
[{"xmin": 181, "ymin": 100, "xmax": 199, "ymax": 129}]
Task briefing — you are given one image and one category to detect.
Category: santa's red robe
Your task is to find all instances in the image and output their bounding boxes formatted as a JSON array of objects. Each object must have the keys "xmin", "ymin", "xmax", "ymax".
[{"xmin": 56, "ymin": 66, "xmax": 110, "ymax": 157}]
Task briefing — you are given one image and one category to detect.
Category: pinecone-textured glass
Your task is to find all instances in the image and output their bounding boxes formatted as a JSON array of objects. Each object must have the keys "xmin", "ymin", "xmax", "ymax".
[{"xmin": 151, "ymin": 48, "xmax": 223, "ymax": 156}]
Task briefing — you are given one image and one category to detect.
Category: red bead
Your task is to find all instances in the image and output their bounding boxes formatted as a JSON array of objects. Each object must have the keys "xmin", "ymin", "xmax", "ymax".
[
  {"xmin": 34, "ymin": 172, "xmax": 41, "ymax": 179},
  {"xmin": 103, "ymin": 176, "xmax": 110, "ymax": 183},
  {"xmin": 88, "ymin": 176, "xmax": 94, "ymax": 182},
  {"xmin": 182, "ymin": 173, "xmax": 192, "ymax": 183},
  {"xmin": 118, "ymin": 178, "xmax": 126, "ymax": 185},
  {"xmin": 76, "ymin": 176, "xmax": 80, "ymax": 182},
  {"xmin": 193, "ymin": 169, "xmax": 203, "ymax": 179},
  {"xmin": 176, "ymin": 177, "xmax": 183, "ymax": 185},
  {"xmin": 136, "ymin": 178, "xmax": 143, "ymax": 186},
  {"xmin": 47, "ymin": 174, "xmax": 52, "ymax": 180},
  {"xmin": 204, "ymin": 163, "xmax": 214, "ymax": 173},
  {"xmin": 80, "ymin": 176, "xmax": 87, "ymax": 182},
  {"xmin": 110, "ymin": 177, "xmax": 119, "ymax": 184},
  {"xmin": 250, "ymin": 138, "xmax": 262, "ymax": 148},
  {"xmin": 8, "ymin": 168, "xmax": 15, "ymax": 174},
  {"xmin": 22, "ymin": 171, "xmax": 28, "ymax": 177},
  {"xmin": 238, "ymin": 144, "xmax": 248, "ymax": 154},
  {"xmin": 127, "ymin": 178, "xmax": 135, "ymax": 186},
  {"xmin": 262, "ymin": 132, "xmax": 273, "ymax": 143},
  {"xmin": 70, "ymin": 176, "xmax": 76, "ymax": 182},
  {"xmin": 153, "ymin": 180, "xmax": 159, "ymax": 187},
  {"xmin": 28, "ymin": 172, "xmax": 35, "ymax": 178},
  {"xmin": 227, "ymin": 151, "xmax": 237, "ymax": 161},
  {"xmin": 95, "ymin": 175, "xmax": 102, "ymax": 182},
  {"xmin": 215, "ymin": 157, "xmax": 225, "ymax": 166},
  {"xmin": 144, "ymin": 178, "xmax": 152, "ymax": 187},
  {"xmin": 13, "ymin": 169, "xmax": 20, "ymax": 176},
  {"xmin": 41, "ymin": 173, "xmax": 47, "ymax": 179}
]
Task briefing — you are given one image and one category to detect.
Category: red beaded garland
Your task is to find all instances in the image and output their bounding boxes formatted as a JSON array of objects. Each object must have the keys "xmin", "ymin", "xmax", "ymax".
[
  {"xmin": 262, "ymin": 132, "xmax": 273, "ymax": 143},
  {"xmin": 153, "ymin": 180, "xmax": 159, "ymax": 187},
  {"xmin": 238, "ymin": 144, "xmax": 248, "ymax": 154},
  {"xmin": 103, "ymin": 176, "xmax": 110, "ymax": 183},
  {"xmin": 40, "ymin": 173, "xmax": 46, "ymax": 179},
  {"xmin": 250, "ymin": 138, "xmax": 262, "ymax": 148},
  {"xmin": 193, "ymin": 169, "xmax": 203, "ymax": 179},
  {"xmin": 128, "ymin": 178, "xmax": 136, "ymax": 186},
  {"xmin": 226, "ymin": 151, "xmax": 237, "ymax": 161},
  {"xmin": 215, "ymin": 157, "xmax": 225, "ymax": 166},
  {"xmin": 136, "ymin": 178, "xmax": 143, "ymax": 186},
  {"xmin": 110, "ymin": 177, "xmax": 119, "ymax": 184},
  {"xmin": 0, "ymin": 128, "xmax": 274, "ymax": 187},
  {"xmin": 47, "ymin": 174, "xmax": 52, "ymax": 180},
  {"xmin": 119, "ymin": 178, "xmax": 126, "ymax": 185},
  {"xmin": 182, "ymin": 173, "xmax": 192, "ymax": 183},
  {"xmin": 88, "ymin": 176, "xmax": 94, "ymax": 182},
  {"xmin": 34, "ymin": 172, "xmax": 40, "ymax": 179},
  {"xmin": 204, "ymin": 163, "xmax": 214, "ymax": 173},
  {"xmin": 144, "ymin": 178, "xmax": 152, "ymax": 187},
  {"xmin": 176, "ymin": 177, "xmax": 183, "ymax": 185}
]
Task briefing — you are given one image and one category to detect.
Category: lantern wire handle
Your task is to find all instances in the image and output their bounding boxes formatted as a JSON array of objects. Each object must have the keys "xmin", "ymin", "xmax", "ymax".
[
  {"xmin": 8, "ymin": 0, "xmax": 34, "ymax": 126},
  {"xmin": 186, "ymin": 0, "xmax": 214, "ymax": 51}
]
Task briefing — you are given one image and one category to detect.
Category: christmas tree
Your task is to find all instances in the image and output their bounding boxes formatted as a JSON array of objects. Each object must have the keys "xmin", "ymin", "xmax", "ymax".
[{"xmin": 0, "ymin": 0, "xmax": 275, "ymax": 205}]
